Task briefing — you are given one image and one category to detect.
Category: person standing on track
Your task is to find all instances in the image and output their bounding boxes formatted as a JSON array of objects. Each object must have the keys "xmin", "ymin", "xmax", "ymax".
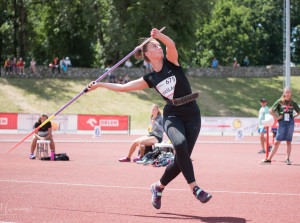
[
  {"xmin": 261, "ymin": 87, "xmax": 300, "ymax": 165},
  {"xmin": 86, "ymin": 28, "xmax": 212, "ymax": 209},
  {"xmin": 257, "ymin": 98, "xmax": 270, "ymax": 154}
]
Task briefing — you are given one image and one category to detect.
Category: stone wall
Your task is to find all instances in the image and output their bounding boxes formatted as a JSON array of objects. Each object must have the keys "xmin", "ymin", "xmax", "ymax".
[
  {"xmin": 1, "ymin": 65, "xmax": 300, "ymax": 79},
  {"xmin": 187, "ymin": 65, "xmax": 300, "ymax": 78}
]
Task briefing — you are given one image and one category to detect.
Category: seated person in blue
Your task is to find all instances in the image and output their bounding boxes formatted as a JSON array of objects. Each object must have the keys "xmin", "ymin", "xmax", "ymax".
[
  {"xmin": 30, "ymin": 114, "xmax": 56, "ymax": 159},
  {"xmin": 119, "ymin": 104, "xmax": 164, "ymax": 162}
]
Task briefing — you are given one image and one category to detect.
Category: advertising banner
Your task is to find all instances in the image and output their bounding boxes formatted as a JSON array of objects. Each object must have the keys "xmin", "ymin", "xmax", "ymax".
[
  {"xmin": 0, "ymin": 113, "xmax": 18, "ymax": 129},
  {"xmin": 78, "ymin": 115, "xmax": 129, "ymax": 131},
  {"xmin": 294, "ymin": 118, "xmax": 300, "ymax": 133},
  {"xmin": 17, "ymin": 113, "xmax": 77, "ymax": 133},
  {"xmin": 201, "ymin": 117, "xmax": 258, "ymax": 134}
]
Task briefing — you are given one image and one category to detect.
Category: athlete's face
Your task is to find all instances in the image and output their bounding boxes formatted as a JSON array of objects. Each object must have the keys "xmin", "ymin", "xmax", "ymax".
[{"xmin": 145, "ymin": 40, "xmax": 163, "ymax": 61}]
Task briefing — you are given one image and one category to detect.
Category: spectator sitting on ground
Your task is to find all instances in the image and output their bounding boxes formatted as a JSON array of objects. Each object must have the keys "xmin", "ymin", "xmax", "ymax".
[
  {"xmin": 30, "ymin": 113, "xmax": 56, "ymax": 159},
  {"xmin": 144, "ymin": 60, "xmax": 153, "ymax": 73},
  {"xmin": 119, "ymin": 104, "xmax": 164, "ymax": 162},
  {"xmin": 105, "ymin": 65, "xmax": 116, "ymax": 83},
  {"xmin": 118, "ymin": 75, "xmax": 124, "ymax": 84},
  {"xmin": 124, "ymin": 74, "xmax": 131, "ymax": 83}
]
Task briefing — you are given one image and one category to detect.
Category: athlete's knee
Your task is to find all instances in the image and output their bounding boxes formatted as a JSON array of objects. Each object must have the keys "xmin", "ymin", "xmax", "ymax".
[{"xmin": 173, "ymin": 138, "xmax": 187, "ymax": 151}]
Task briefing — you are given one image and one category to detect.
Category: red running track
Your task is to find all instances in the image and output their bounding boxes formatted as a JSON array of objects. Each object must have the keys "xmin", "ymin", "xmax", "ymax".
[{"xmin": 0, "ymin": 134, "xmax": 300, "ymax": 223}]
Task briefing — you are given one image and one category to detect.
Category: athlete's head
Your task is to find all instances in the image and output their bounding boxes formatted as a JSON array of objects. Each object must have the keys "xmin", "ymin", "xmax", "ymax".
[{"xmin": 135, "ymin": 39, "xmax": 163, "ymax": 63}]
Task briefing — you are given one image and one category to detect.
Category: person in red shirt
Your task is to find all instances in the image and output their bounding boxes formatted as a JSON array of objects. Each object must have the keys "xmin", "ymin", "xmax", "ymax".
[{"xmin": 52, "ymin": 57, "xmax": 60, "ymax": 73}]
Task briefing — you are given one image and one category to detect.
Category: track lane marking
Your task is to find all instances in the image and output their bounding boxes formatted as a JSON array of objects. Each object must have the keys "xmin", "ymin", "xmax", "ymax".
[{"xmin": 1, "ymin": 179, "xmax": 300, "ymax": 196}]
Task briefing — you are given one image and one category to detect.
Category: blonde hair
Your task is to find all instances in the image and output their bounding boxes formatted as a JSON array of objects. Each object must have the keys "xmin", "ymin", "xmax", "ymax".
[
  {"xmin": 280, "ymin": 87, "xmax": 292, "ymax": 105},
  {"xmin": 150, "ymin": 104, "xmax": 161, "ymax": 120}
]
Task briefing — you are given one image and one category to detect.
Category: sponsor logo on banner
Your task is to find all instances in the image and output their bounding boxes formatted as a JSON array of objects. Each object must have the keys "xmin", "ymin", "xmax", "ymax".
[
  {"xmin": 78, "ymin": 115, "xmax": 128, "ymax": 131},
  {"xmin": 100, "ymin": 120, "xmax": 119, "ymax": 127},
  {"xmin": 233, "ymin": 119, "xmax": 242, "ymax": 129},
  {"xmin": 87, "ymin": 118, "xmax": 97, "ymax": 127},
  {"xmin": 0, "ymin": 118, "xmax": 8, "ymax": 125},
  {"xmin": 0, "ymin": 113, "xmax": 18, "ymax": 129},
  {"xmin": 201, "ymin": 117, "xmax": 257, "ymax": 134}
]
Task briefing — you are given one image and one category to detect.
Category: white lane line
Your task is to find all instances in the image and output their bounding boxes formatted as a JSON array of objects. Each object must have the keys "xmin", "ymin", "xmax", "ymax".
[{"xmin": 1, "ymin": 179, "xmax": 300, "ymax": 196}]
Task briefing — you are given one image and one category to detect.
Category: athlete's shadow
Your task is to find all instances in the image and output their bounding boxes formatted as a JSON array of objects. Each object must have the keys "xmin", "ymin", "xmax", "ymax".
[
  {"xmin": 40, "ymin": 206, "xmax": 247, "ymax": 222},
  {"xmin": 156, "ymin": 212, "xmax": 247, "ymax": 223}
]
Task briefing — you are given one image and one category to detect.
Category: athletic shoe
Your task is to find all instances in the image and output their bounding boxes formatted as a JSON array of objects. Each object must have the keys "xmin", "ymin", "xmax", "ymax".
[
  {"xmin": 30, "ymin": 154, "xmax": 36, "ymax": 159},
  {"xmin": 119, "ymin": 157, "xmax": 130, "ymax": 162},
  {"xmin": 260, "ymin": 159, "xmax": 271, "ymax": 164},
  {"xmin": 257, "ymin": 149, "xmax": 266, "ymax": 154},
  {"xmin": 193, "ymin": 186, "xmax": 212, "ymax": 203},
  {"xmin": 133, "ymin": 156, "xmax": 141, "ymax": 162},
  {"xmin": 135, "ymin": 156, "xmax": 149, "ymax": 164},
  {"xmin": 286, "ymin": 159, "xmax": 291, "ymax": 165},
  {"xmin": 161, "ymin": 159, "xmax": 169, "ymax": 167},
  {"xmin": 144, "ymin": 158, "xmax": 156, "ymax": 166},
  {"xmin": 151, "ymin": 182, "xmax": 164, "ymax": 209}
]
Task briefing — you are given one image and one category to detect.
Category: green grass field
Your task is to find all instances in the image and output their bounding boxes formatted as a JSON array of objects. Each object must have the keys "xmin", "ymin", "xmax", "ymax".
[{"xmin": 1, "ymin": 76, "xmax": 299, "ymax": 129}]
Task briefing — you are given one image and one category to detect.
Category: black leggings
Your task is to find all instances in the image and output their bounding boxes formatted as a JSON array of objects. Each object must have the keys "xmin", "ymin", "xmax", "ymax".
[{"xmin": 160, "ymin": 113, "xmax": 201, "ymax": 185}]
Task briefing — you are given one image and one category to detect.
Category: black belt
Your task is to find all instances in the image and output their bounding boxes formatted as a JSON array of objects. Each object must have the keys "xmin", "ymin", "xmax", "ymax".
[{"xmin": 166, "ymin": 92, "xmax": 199, "ymax": 106}]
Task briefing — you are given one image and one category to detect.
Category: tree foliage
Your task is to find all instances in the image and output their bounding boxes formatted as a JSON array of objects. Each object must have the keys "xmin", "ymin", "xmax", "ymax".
[
  {"xmin": 194, "ymin": 0, "xmax": 287, "ymax": 67},
  {"xmin": 0, "ymin": 0, "xmax": 299, "ymax": 68}
]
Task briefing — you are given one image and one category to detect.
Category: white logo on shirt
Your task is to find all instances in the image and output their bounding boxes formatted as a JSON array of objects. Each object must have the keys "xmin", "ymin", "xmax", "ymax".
[{"xmin": 156, "ymin": 76, "xmax": 176, "ymax": 99}]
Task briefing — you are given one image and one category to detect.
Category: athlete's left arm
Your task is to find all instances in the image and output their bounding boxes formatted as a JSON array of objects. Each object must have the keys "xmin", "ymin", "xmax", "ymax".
[{"xmin": 151, "ymin": 28, "xmax": 179, "ymax": 66}]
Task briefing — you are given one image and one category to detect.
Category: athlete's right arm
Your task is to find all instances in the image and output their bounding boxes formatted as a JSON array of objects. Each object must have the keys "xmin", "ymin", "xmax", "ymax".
[{"xmin": 86, "ymin": 77, "xmax": 149, "ymax": 92}]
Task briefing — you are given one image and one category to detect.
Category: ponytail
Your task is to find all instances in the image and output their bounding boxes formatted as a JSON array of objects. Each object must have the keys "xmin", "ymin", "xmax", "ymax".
[{"xmin": 134, "ymin": 38, "xmax": 151, "ymax": 63}]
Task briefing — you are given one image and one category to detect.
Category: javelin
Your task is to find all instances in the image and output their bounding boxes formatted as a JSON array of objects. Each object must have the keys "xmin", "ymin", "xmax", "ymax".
[{"xmin": 5, "ymin": 27, "xmax": 166, "ymax": 155}]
